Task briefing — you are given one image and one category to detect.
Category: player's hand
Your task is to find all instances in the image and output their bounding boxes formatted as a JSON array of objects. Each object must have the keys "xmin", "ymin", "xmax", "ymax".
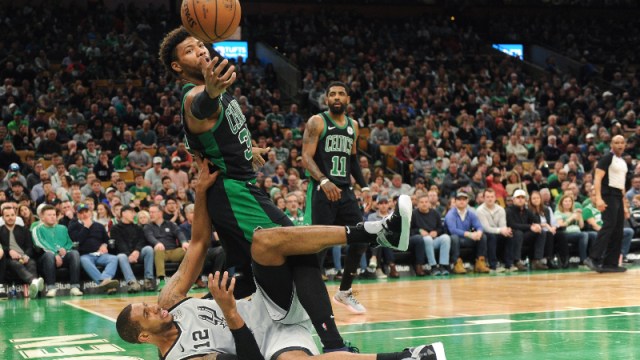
[
  {"xmin": 194, "ymin": 154, "xmax": 220, "ymax": 193},
  {"xmin": 321, "ymin": 180, "xmax": 342, "ymax": 202},
  {"xmin": 251, "ymin": 147, "xmax": 269, "ymax": 168},
  {"xmin": 208, "ymin": 271, "xmax": 237, "ymax": 315},
  {"xmin": 596, "ymin": 198, "xmax": 607, "ymax": 212},
  {"xmin": 200, "ymin": 56, "xmax": 236, "ymax": 100}
]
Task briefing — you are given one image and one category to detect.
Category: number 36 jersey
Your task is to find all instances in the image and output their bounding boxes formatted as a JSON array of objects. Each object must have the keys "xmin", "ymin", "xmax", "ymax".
[
  {"xmin": 181, "ymin": 84, "xmax": 256, "ymax": 181},
  {"xmin": 162, "ymin": 295, "xmax": 318, "ymax": 360}
]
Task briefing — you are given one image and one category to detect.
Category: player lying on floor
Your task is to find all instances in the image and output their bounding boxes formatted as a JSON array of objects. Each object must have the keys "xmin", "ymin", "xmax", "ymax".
[{"xmin": 116, "ymin": 156, "xmax": 446, "ymax": 360}]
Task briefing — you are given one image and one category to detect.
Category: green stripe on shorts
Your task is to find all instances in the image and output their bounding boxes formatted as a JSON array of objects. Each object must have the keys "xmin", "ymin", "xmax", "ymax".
[
  {"xmin": 303, "ymin": 179, "xmax": 315, "ymax": 226},
  {"xmin": 223, "ymin": 178, "xmax": 280, "ymax": 242}
]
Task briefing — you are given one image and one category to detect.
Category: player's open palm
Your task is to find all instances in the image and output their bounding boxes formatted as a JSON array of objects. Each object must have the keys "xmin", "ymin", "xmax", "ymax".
[
  {"xmin": 208, "ymin": 271, "xmax": 237, "ymax": 315},
  {"xmin": 200, "ymin": 56, "xmax": 236, "ymax": 99}
]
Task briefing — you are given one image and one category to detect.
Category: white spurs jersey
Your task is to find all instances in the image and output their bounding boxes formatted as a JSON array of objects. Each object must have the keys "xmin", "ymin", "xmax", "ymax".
[{"xmin": 162, "ymin": 292, "xmax": 318, "ymax": 360}]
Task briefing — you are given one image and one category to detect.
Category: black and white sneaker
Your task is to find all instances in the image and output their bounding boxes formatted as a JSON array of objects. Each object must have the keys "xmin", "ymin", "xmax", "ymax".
[
  {"xmin": 403, "ymin": 342, "xmax": 447, "ymax": 359},
  {"xmin": 363, "ymin": 194, "xmax": 412, "ymax": 251}
]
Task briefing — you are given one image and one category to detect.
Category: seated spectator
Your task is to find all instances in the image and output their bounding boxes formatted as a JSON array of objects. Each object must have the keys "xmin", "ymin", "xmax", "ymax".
[
  {"xmin": 388, "ymin": 174, "xmax": 413, "ymax": 197},
  {"xmin": 94, "ymin": 203, "xmax": 113, "ymax": 229},
  {"xmin": 112, "ymin": 144, "xmax": 130, "ymax": 171},
  {"xmin": 36, "ymin": 129, "xmax": 62, "ymax": 159},
  {"xmin": 366, "ymin": 196, "xmax": 397, "ymax": 278},
  {"xmin": 111, "ymin": 205, "xmax": 154, "ymax": 292},
  {"xmin": 68, "ymin": 204, "xmax": 120, "ymax": 294},
  {"xmin": 168, "ymin": 157, "xmax": 189, "ymax": 191},
  {"xmin": 87, "ymin": 179, "xmax": 106, "ymax": 205},
  {"xmin": 128, "ymin": 140, "xmax": 152, "ymax": 173},
  {"xmin": 157, "ymin": 176, "xmax": 177, "ymax": 199},
  {"xmin": 507, "ymin": 189, "xmax": 548, "ymax": 270},
  {"xmin": 445, "ymin": 191, "xmax": 490, "ymax": 274},
  {"xmin": 0, "ymin": 206, "xmax": 44, "ymax": 298},
  {"xmin": 0, "ymin": 139, "xmax": 21, "ymax": 171},
  {"xmin": 163, "ymin": 197, "xmax": 185, "ymax": 225},
  {"xmin": 129, "ymin": 173, "xmax": 151, "ymax": 202},
  {"xmin": 94, "ymin": 152, "xmax": 114, "ymax": 182},
  {"xmin": 81, "ymin": 139, "xmax": 100, "ymax": 168},
  {"xmin": 529, "ymin": 191, "xmax": 561, "ymax": 269},
  {"xmin": 555, "ymin": 194, "xmax": 589, "ymax": 265},
  {"xmin": 284, "ymin": 193, "xmax": 304, "ymax": 226},
  {"xmin": 260, "ymin": 151, "xmax": 280, "ymax": 178},
  {"xmin": 31, "ymin": 205, "xmax": 83, "ymax": 297},
  {"xmin": 476, "ymin": 188, "xmax": 515, "ymax": 272},
  {"xmin": 410, "ymin": 194, "xmax": 449, "ymax": 276},
  {"xmin": 170, "ymin": 142, "xmax": 193, "ymax": 172},
  {"xmin": 114, "ymin": 178, "xmax": 135, "ymax": 205},
  {"xmin": 68, "ymin": 154, "xmax": 89, "ymax": 186},
  {"xmin": 143, "ymin": 204, "xmax": 188, "ymax": 290},
  {"xmin": 368, "ymin": 119, "xmax": 389, "ymax": 161},
  {"xmin": 136, "ymin": 120, "xmax": 157, "ymax": 149},
  {"xmin": 145, "ymin": 157, "xmax": 164, "ymax": 187},
  {"xmin": 395, "ymin": 135, "xmax": 417, "ymax": 182}
]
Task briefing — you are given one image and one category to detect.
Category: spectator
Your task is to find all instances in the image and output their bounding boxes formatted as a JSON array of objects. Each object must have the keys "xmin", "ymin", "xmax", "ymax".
[
  {"xmin": 284, "ymin": 193, "xmax": 304, "ymax": 226},
  {"xmin": 170, "ymin": 143, "xmax": 193, "ymax": 172},
  {"xmin": 94, "ymin": 152, "xmax": 114, "ymax": 182},
  {"xmin": 260, "ymin": 151, "xmax": 280, "ymax": 178},
  {"xmin": 36, "ymin": 129, "xmax": 62, "ymax": 159},
  {"xmin": 369, "ymin": 119, "xmax": 389, "ymax": 161},
  {"xmin": 157, "ymin": 176, "xmax": 177, "ymax": 199},
  {"xmin": 388, "ymin": 174, "xmax": 413, "ymax": 197},
  {"xmin": 95, "ymin": 203, "xmax": 114, "ymax": 228},
  {"xmin": 136, "ymin": 120, "xmax": 157, "ymax": 148},
  {"xmin": 0, "ymin": 206, "xmax": 44, "ymax": 298},
  {"xmin": 366, "ymin": 196, "xmax": 397, "ymax": 278},
  {"xmin": 112, "ymin": 144, "xmax": 130, "ymax": 171},
  {"xmin": 81, "ymin": 139, "xmax": 100, "ymax": 168},
  {"xmin": 168, "ymin": 157, "xmax": 189, "ymax": 191},
  {"xmin": 476, "ymin": 188, "xmax": 515, "ymax": 272},
  {"xmin": 395, "ymin": 135, "xmax": 417, "ymax": 181},
  {"xmin": 128, "ymin": 140, "xmax": 152, "ymax": 173},
  {"xmin": 69, "ymin": 203, "xmax": 120, "ymax": 294},
  {"xmin": 145, "ymin": 157, "xmax": 165, "ymax": 187},
  {"xmin": 114, "ymin": 178, "xmax": 135, "ymax": 205},
  {"xmin": 129, "ymin": 173, "xmax": 151, "ymax": 202},
  {"xmin": 0, "ymin": 140, "xmax": 20, "ymax": 171},
  {"xmin": 445, "ymin": 191, "xmax": 490, "ymax": 274},
  {"xmin": 410, "ymin": 194, "xmax": 450, "ymax": 276},
  {"xmin": 162, "ymin": 197, "xmax": 185, "ymax": 225},
  {"xmin": 284, "ymin": 103, "xmax": 303, "ymax": 129},
  {"xmin": 507, "ymin": 189, "xmax": 548, "ymax": 270},
  {"xmin": 68, "ymin": 154, "xmax": 89, "ymax": 186},
  {"xmin": 111, "ymin": 205, "xmax": 154, "ymax": 292},
  {"xmin": 143, "ymin": 204, "xmax": 188, "ymax": 290},
  {"xmin": 31, "ymin": 205, "xmax": 83, "ymax": 297},
  {"xmin": 528, "ymin": 191, "xmax": 561, "ymax": 269},
  {"xmin": 272, "ymin": 137, "xmax": 289, "ymax": 163},
  {"xmin": 87, "ymin": 179, "xmax": 107, "ymax": 205}
]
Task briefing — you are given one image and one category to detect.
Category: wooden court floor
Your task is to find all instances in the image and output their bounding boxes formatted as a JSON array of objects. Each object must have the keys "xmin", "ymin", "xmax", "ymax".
[{"xmin": 1, "ymin": 266, "xmax": 640, "ymax": 360}]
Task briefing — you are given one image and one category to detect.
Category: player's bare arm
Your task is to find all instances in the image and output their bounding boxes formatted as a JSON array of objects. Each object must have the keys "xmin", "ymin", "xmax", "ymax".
[
  {"xmin": 184, "ymin": 55, "xmax": 236, "ymax": 134},
  {"xmin": 158, "ymin": 157, "xmax": 218, "ymax": 309},
  {"xmin": 302, "ymin": 115, "xmax": 342, "ymax": 201}
]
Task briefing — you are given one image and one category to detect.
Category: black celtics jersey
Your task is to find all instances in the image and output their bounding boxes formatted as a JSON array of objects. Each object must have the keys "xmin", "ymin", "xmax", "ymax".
[
  {"xmin": 181, "ymin": 83, "xmax": 255, "ymax": 180},
  {"xmin": 312, "ymin": 112, "xmax": 357, "ymax": 186}
]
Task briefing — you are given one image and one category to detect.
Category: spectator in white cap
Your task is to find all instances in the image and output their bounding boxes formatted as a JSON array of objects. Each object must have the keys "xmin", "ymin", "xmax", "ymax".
[
  {"xmin": 145, "ymin": 156, "xmax": 165, "ymax": 187},
  {"xmin": 168, "ymin": 157, "xmax": 189, "ymax": 191}
]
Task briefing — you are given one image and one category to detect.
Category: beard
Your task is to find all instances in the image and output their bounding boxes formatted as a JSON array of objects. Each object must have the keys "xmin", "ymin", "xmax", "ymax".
[
  {"xmin": 329, "ymin": 101, "xmax": 346, "ymax": 115},
  {"xmin": 181, "ymin": 62, "xmax": 205, "ymax": 82}
]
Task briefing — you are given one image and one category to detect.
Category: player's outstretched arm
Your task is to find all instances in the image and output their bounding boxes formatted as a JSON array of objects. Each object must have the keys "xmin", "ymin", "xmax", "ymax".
[{"xmin": 159, "ymin": 156, "xmax": 218, "ymax": 309}]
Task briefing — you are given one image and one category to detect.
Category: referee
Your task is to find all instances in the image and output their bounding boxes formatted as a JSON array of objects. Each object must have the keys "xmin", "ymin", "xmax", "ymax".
[{"xmin": 585, "ymin": 135, "xmax": 629, "ymax": 272}]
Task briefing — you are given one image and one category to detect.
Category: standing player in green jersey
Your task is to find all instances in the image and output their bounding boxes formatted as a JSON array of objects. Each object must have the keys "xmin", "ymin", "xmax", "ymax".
[
  {"xmin": 302, "ymin": 82, "xmax": 371, "ymax": 314},
  {"xmin": 158, "ymin": 27, "xmax": 412, "ymax": 352}
]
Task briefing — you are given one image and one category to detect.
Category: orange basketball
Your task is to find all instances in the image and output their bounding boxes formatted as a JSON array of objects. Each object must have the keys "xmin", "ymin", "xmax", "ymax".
[{"xmin": 181, "ymin": 0, "xmax": 241, "ymax": 43}]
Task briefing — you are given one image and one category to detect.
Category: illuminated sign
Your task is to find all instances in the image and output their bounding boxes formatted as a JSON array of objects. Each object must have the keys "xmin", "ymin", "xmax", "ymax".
[
  {"xmin": 213, "ymin": 41, "xmax": 248, "ymax": 61},
  {"xmin": 492, "ymin": 44, "xmax": 524, "ymax": 60}
]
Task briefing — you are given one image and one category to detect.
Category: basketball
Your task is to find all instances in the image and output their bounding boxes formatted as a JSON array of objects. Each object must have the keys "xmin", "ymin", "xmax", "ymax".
[{"xmin": 181, "ymin": 0, "xmax": 241, "ymax": 43}]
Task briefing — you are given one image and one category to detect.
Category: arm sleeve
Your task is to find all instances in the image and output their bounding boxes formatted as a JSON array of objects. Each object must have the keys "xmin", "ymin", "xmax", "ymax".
[
  {"xmin": 31, "ymin": 225, "xmax": 52, "ymax": 252},
  {"xmin": 143, "ymin": 225, "xmax": 159, "ymax": 246},
  {"xmin": 229, "ymin": 324, "xmax": 265, "ymax": 360},
  {"xmin": 445, "ymin": 212, "xmax": 466, "ymax": 237},
  {"xmin": 349, "ymin": 154, "xmax": 368, "ymax": 188}
]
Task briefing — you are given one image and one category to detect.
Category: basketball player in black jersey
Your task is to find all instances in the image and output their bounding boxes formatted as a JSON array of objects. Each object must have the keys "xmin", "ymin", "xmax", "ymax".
[
  {"xmin": 302, "ymin": 82, "xmax": 371, "ymax": 314},
  {"xmin": 157, "ymin": 27, "xmax": 412, "ymax": 353}
]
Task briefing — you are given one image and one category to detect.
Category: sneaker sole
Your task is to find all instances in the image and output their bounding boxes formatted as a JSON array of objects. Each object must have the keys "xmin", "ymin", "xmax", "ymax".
[
  {"xmin": 432, "ymin": 341, "xmax": 447, "ymax": 359},
  {"xmin": 397, "ymin": 195, "xmax": 412, "ymax": 251},
  {"xmin": 332, "ymin": 295, "xmax": 367, "ymax": 314},
  {"xmin": 29, "ymin": 283, "xmax": 38, "ymax": 299}
]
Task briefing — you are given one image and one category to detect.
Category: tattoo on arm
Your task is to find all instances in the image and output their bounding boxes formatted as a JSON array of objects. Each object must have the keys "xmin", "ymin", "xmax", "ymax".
[{"xmin": 302, "ymin": 116, "xmax": 326, "ymax": 181}]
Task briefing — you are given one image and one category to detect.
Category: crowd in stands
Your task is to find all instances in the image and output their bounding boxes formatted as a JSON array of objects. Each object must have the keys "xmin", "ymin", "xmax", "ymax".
[{"xmin": 2, "ymin": 2, "xmax": 640, "ymax": 297}]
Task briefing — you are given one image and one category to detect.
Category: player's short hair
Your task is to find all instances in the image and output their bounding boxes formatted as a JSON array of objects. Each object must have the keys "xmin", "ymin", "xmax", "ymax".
[
  {"xmin": 326, "ymin": 81, "xmax": 349, "ymax": 96},
  {"xmin": 159, "ymin": 27, "xmax": 192, "ymax": 77},
  {"xmin": 116, "ymin": 304, "xmax": 142, "ymax": 344}
]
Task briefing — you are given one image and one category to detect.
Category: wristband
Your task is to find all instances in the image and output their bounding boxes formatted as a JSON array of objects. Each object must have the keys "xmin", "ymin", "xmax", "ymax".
[
  {"xmin": 320, "ymin": 178, "xmax": 330, "ymax": 187},
  {"xmin": 191, "ymin": 91, "xmax": 220, "ymax": 119}
]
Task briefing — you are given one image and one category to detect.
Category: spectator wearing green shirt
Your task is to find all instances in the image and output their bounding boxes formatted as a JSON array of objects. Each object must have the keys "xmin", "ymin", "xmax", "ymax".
[
  {"xmin": 31, "ymin": 205, "xmax": 83, "ymax": 297},
  {"xmin": 554, "ymin": 194, "xmax": 589, "ymax": 264},
  {"xmin": 284, "ymin": 193, "xmax": 304, "ymax": 226},
  {"xmin": 129, "ymin": 173, "xmax": 151, "ymax": 201},
  {"xmin": 112, "ymin": 144, "xmax": 130, "ymax": 171},
  {"xmin": 68, "ymin": 154, "xmax": 89, "ymax": 186},
  {"xmin": 430, "ymin": 157, "xmax": 447, "ymax": 187}
]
